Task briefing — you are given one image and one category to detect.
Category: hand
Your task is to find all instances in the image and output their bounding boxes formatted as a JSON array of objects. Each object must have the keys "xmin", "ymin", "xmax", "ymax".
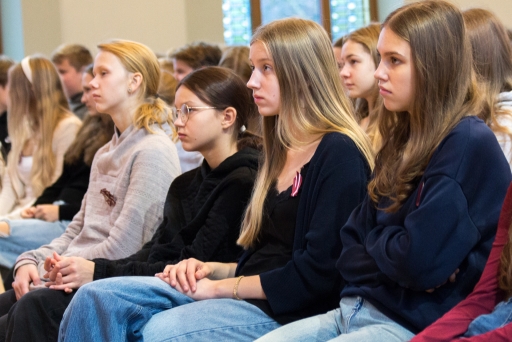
[
  {"xmin": 155, "ymin": 258, "xmax": 212, "ymax": 292},
  {"xmin": 12, "ymin": 264, "xmax": 41, "ymax": 300},
  {"xmin": 173, "ymin": 277, "xmax": 217, "ymax": 300},
  {"xmin": 33, "ymin": 205, "xmax": 60, "ymax": 222},
  {"xmin": 426, "ymin": 269, "xmax": 459, "ymax": 293},
  {"xmin": 20, "ymin": 207, "xmax": 36, "ymax": 218},
  {"xmin": 43, "ymin": 252, "xmax": 95, "ymax": 292}
]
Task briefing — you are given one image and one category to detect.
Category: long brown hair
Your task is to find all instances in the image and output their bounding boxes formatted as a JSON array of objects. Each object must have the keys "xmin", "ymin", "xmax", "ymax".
[
  {"xmin": 499, "ymin": 219, "xmax": 512, "ymax": 297},
  {"xmin": 7, "ymin": 56, "xmax": 71, "ymax": 196},
  {"xmin": 463, "ymin": 9, "xmax": 512, "ymax": 152},
  {"xmin": 238, "ymin": 18, "xmax": 374, "ymax": 248},
  {"xmin": 368, "ymin": 0, "xmax": 482, "ymax": 212},
  {"xmin": 177, "ymin": 66, "xmax": 261, "ymax": 151}
]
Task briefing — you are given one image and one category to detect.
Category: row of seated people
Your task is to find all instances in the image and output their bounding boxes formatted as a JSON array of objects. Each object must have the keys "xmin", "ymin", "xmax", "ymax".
[{"xmin": 0, "ymin": 0, "xmax": 512, "ymax": 341}]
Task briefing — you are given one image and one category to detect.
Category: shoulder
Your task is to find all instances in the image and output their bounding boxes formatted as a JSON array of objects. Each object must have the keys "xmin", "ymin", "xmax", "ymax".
[
  {"xmin": 311, "ymin": 132, "xmax": 367, "ymax": 169},
  {"xmin": 427, "ymin": 116, "xmax": 507, "ymax": 178},
  {"xmin": 53, "ymin": 113, "xmax": 82, "ymax": 136}
]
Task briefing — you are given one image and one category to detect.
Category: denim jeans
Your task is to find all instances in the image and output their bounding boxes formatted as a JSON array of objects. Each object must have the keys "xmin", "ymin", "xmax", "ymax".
[
  {"xmin": 59, "ymin": 276, "xmax": 281, "ymax": 342},
  {"xmin": 0, "ymin": 219, "xmax": 70, "ymax": 268},
  {"xmin": 464, "ymin": 297, "xmax": 512, "ymax": 337},
  {"xmin": 256, "ymin": 296, "xmax": 415, "ymax": 342}
]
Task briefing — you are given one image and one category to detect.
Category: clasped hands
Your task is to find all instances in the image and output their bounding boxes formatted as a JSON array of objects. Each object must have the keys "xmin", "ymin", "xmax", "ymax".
[
  {"xmin": 42, "ymin": 252, "xmax": 95, "ymax": 293},
  {"xmin": 155, "ymin": 258, "xmax": 217, "ymax": 300}
]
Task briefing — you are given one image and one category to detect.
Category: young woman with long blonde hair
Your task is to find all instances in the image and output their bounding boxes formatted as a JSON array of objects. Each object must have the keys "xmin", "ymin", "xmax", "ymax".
[
  {"xmin": 57, "ymin": 18, "xmax": 373, "ymax": 341},
  {"xmin": 0, "ymin": 65, "xmax": 114, "ymax": 272},
  {"xmin": 0, "ymin": 40, "xmax": 181, "ymax": 339},
  {"xmin": 0, "ymin": 56, "xmax": 82, "ymax": 225},
  {"xmin": 339, "ymin": 23, "xmax": 382, "ymax": 149},
  {"xmin": 258, "ymin": 1, "xmax": 511, "ymax": 341}
]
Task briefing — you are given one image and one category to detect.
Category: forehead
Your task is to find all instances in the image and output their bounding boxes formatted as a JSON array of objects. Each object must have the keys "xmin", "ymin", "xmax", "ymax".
[
  {"xmin": 341, "ymin": 39, "xmax": 368, "ymax": 57},
  {"xmin": 249, "ymin": 41, "xmax": 272, "ymax": 62},
  {"xmin": 377, "ymin": 27, "xmax": 410, "ymax": 54},
  {"xmin": 173, "ymin": 59, "xmax": 193, "ymax": 70},
  {"xmin": 81, "ymin": 72, "xmax": 93, "ymax": 84},
  {"xmin": 175, "ymin": 86, "xmax": 201, "ymax": 105},
  {"xmin": 55, "ymin": 58, "xmax": 73, "ymax": 70},
  {"xmin": 94, "ymin": 51, "xmax": 124, "ymax": 71}
]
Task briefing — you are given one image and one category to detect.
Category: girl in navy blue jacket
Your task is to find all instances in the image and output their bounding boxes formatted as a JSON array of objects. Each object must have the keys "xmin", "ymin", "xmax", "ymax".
[
  {"xmin": 258, "ymin": 1, "xmax": 512, "ymax": 342},
  {"xmin": 58, "ymin": 18, "xmax": 374, "ymax": 342}
]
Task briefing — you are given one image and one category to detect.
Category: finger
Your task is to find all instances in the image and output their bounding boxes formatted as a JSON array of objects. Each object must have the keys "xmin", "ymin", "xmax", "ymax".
[
  {"xmin": 425, "ymin": 288, "xmax": 434, "ymax": 293},
  {"xmin": 186, "ymin": 262, "xmax": 198, "ymax": 292},
  {"xmin": 162, "ymin": 265, "xmax": 173, "ymax": 277},
  {"xmin": 44, "ymin": 257, "xmax": 53, "ymax": 272},
  {"xmin": 168, "ymin": 264, "xmax": 178, "ymax": 287},
  {"xmin": 176, "ymin": 263, "xmax": 190, "ymax": 291}
]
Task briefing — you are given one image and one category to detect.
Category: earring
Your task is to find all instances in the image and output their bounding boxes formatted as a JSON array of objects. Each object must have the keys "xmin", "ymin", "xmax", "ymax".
[{"xmin": 128, "ymin": 87, "xmax": 132, "ymax": 94}]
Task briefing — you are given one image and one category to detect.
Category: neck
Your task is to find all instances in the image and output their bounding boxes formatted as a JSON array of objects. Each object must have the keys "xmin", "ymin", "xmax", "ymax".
[
  {"xmin": 109, "ymin": 98, "xmax": 140, "ymax": 133},
  {"xmin": 0, "ymin": 104, "xmax": 6, "ymax": 114},
  {"xmin": 201, "ymin": 140, "xmax": 238, "ymax": 170}
]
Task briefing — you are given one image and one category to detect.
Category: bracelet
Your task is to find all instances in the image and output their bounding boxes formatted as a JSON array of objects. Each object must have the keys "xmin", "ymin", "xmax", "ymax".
[{"xmin": 233, "ymin": 275, "xmax": 244, "ymax": 300}]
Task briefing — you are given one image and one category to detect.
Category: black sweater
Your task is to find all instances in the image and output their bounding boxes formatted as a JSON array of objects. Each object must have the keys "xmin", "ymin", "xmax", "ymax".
[
  {"xmin": 34, "ymin": 159, "xmax": 91, "ymax": 221},
  {"xmin": 92, "ymin": 147, "xmax": 260, "ymax": 280}
]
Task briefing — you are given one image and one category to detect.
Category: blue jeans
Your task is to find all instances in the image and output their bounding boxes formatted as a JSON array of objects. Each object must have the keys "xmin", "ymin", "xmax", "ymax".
[
  {"xmin": 256, "ymin": 296, "xmax": 415, "ymax": 342},
  {"xmin": 464, "ymin": 297, "xmax": 512, "ymax": 337},
  {"xmin": 59, "ymin": 276, "xmax": 281, "ymax": 342},
  {"xmin": 0, "ymin": 219, "xmax": 70, "ymax": 268}
]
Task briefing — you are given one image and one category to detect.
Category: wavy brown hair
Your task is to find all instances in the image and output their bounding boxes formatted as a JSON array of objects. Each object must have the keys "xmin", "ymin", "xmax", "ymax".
[
  {"xmin": 499, "ymin": 219, "xmax": 512, "ymax": 298},
  {"xmin": 463, "ymin": 9, "xmax": 512, "ymax": 155},
  {"xmin": 368, "ymin": 0, "xmax": 482, "ymax": 212}
]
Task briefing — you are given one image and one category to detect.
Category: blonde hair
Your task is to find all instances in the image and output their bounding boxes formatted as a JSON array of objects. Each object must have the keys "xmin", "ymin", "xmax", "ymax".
[
  {"xmin": 237, "ymin": 18, "xmax": 374, "ymax": 248},
  {"xmin": 7, "ymin": 56, "xmax": 70, "ymax": 197},
  {"xmin": 368, "ymin": 0, "xmax": 482, "ymax": 212},
  {"xmin": 219, "ymin": 46, "xmax": 251, "ymax": 83},
  {"xmin": 341, "ymin": 23, "xmax": 382, "ymax": 149},
  {"xmin": 97, "ymin": 40, "xmax": 173, "ymax": 133},
  {"xmin": 463, "ymin": 9, "xmax": 512, "ymax": 147}
]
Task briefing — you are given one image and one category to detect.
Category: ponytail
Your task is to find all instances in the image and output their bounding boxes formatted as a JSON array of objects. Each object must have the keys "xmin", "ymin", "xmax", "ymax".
[{"xmin": 134, "ymin": 95, "xmax": 174, "ymax": 134}]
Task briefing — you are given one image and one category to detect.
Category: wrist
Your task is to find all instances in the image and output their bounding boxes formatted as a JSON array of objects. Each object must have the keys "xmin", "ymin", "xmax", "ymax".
[{"xmin": 213, "ymin": 278, "xmax": 235, "ymax": 298}]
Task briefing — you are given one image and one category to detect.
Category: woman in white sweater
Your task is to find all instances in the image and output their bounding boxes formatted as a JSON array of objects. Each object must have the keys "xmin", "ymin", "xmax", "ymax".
[
  {"xmin": 0, "ymin": 40, "xmax": 180, "ymax": 316},
  {"xmin": 0, "ymin": 56, "xmax": 82, "ymax": 224}
]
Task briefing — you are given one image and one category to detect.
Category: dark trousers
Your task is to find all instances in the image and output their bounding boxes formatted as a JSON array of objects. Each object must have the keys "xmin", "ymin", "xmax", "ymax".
[{"xmin": 0, "ymin": 288, "xmax": 75, "ymax": 342}]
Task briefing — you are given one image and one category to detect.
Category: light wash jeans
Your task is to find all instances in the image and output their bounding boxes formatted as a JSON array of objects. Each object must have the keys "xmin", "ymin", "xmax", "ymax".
[
  {"xmin": 59, "ymin": 276, "xmax": 281, "ymax": 342},
  {"xmin": 0, "ymin": 219, "xmax": 70, "ymax": 268},
  {"xmin": 464, "ymin": 296, "xmax": 512, "ymax": 337},
  {"xmin": 256, "ymin": 296, "xmax": 415, "ymax": 342}
]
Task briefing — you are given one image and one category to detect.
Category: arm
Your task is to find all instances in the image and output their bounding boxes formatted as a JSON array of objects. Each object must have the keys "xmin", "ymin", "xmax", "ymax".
[
  {"xmin": 364, "ymin": 175, "xmax": 483, "ymax": 290},
  {"xmin": 0, "ymin": 170, "xmax": 20, "ymax": 216},
  {"xmin": 50, "ymin": 115, "xmax": 82, "ymax": 184},
  {"xmin": 412, "ymin": 184, "xmax": 512, "ymax": 341},
  {"xmin": 260, "ymin": 155, "xmax": 369, "ymax": 315},
  {"xmin": 70, "ymin": 148, "xmax": 178, "ymax": 260}
]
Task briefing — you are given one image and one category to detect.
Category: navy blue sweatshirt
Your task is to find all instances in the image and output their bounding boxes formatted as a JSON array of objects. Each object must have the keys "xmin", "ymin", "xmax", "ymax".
[{"xmin": 337, "ymin": 116, "xmax": 512, "ymax": 333}]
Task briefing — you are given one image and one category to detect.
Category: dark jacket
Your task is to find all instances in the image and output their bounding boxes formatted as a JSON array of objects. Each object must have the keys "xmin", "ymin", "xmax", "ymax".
[
  {"xmin": 338, "ymin": 116, "xmax": 512, "ymax": 333},
  {"xmin": 237, "ymin": 132, "xmax": 370, "ymax": 324},
  {"xmin": 92, "ymin": 147, "xmax": 260, "ymax": 279},
  {"xmin": 34, "ymin": 158, "xmax": 90, "ymax": 221}
]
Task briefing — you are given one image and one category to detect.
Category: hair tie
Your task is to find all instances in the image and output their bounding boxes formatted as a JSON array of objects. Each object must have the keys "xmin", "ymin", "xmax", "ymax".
[
  {"xmin": 21, "ymin": 56, "xmax": 33, "ymax": 84},
  {"xmin": 240, "ymin": 125, "xmax": 246, "ymax": 133}
]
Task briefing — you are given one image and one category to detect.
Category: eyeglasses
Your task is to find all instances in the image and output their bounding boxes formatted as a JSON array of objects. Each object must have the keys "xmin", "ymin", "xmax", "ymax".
[{"xmin": 171, "ymin": 104, "xmax": 218, "ymax": 124}]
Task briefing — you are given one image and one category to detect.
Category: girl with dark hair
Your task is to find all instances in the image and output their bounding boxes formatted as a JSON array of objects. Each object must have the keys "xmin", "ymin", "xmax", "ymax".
[
  {"xmin": 258, "ymin": 1, "xmax": 511, "ymax": 341},
  {"xmin": 58, "ymin": 17, "xmax": 373, "ymax": 341},
  {"xmin": 4, "ymin": 66, "xmax": 261, "ymax": 341}
]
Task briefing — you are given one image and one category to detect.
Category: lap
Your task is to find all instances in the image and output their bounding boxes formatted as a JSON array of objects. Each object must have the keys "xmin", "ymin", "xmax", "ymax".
[{"xmin": 142, "ymin": 298, "xmax": 281, "ymax": 342}]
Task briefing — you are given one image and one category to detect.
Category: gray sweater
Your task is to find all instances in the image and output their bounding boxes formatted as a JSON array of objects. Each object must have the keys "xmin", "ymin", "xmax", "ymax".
[{"xmin": 15, "ymin": 123, "xmax": 181, "ymax": 278}]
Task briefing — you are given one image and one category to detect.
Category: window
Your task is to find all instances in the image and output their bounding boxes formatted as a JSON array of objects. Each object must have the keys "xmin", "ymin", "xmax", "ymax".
[{"xmin": 222, "ymin": 0, "xmax": 376, "ymax": 46}]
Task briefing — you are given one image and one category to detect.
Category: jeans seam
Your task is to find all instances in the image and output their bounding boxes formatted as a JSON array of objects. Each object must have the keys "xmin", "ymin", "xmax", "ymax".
[{"xmin": 344, "ymin": 297, "xmax": 363, "ymax": 334}]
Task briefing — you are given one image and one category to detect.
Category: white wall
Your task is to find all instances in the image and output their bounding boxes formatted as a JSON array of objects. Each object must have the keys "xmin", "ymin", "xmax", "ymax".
[{"xmin": 9, "ymin": 0, "xmax": 512, "ymax": 60}]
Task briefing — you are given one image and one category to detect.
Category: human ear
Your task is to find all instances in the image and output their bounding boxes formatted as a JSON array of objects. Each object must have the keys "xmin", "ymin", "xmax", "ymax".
[
  {"xmin": 128, "ymin": 72, "xmax": 143, "ymax": 94},
  {"xmin": 221, "ymin": 107, "xmax": 237, "ymax": 129}
]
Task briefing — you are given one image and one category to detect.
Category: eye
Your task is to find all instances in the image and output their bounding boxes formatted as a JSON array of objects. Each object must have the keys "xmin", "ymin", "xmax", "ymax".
[
  {"xmin": 249, "ymin": 65, "xmax": 255, "ymax": 71},
  {"xmin": 263, "ymin": 65, "xmax": 272, "ymax": 71},
  {"xmin": 390, "ymin": 57, "xmax": 400, "ymax": 65}
]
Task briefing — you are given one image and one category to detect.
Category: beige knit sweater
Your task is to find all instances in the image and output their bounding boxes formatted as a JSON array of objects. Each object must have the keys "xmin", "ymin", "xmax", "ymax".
[{"xmin": 15, "ymin": 122, "xmax": 181, "ymax": 278}]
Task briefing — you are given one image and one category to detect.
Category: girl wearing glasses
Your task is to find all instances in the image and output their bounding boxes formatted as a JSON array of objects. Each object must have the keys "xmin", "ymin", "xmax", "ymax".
[
  {"xmin": 58, "ymin": 18, "xmax": 373, "ymax": 341},
  {"xmin": 3, "ymin": 66, "xmax": 261, "ymax": 341}
]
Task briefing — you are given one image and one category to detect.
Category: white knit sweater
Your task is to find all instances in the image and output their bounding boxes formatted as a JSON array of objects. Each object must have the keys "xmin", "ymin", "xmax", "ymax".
[{"xmin": 15, "ymin": 122, "xmax": 181, "ymax": 278}]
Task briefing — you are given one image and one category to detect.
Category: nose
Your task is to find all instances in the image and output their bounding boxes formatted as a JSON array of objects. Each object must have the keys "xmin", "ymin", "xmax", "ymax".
[
  {"xmin": 89, "ymin": 76, "xmax": 98, "ymax": 89},
  {"xmin": 374, "ymin": 61, "xmax": 386, "ymax": 82},
  {"xmin": 340, "ymin": 64, "xmax": 350, "ymax": 78},
  {"xmin": 173, "ymin": 113, "xmax": 185, "ymax": 127},
  {"xmin": 247, "ymin": 71, "xmax": 259, "ymax": 90}
]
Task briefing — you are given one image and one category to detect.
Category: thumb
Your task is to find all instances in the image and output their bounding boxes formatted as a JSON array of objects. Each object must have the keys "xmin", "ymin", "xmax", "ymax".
[
  {"xmin": 31, "ymin": 270, "xmax": 41, "ymax": 286},
  {"xmin": 53, "ymin": 251, "xmax": 62, "ymax": 261}
]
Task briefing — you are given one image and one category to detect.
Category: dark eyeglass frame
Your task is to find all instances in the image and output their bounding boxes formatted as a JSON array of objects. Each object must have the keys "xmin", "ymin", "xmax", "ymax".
[{"xmin": 172, "ymin": 104, "xmax": 218, "ymax": 124}]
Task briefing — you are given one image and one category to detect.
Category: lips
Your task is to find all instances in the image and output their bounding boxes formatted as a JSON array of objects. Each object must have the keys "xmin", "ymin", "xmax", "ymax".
[
  {"xmin": 253, "ymin": 94, "xmax": 264, "ymax": 102},
  {"xmin": 379, "ymin": 86, "xmax": 391, "ymax": 95}
]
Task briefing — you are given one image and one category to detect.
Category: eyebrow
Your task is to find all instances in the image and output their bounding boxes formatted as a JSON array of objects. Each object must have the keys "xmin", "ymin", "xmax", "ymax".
[
  {"xmin": 379, "ymin": 51, "xmax": 405, "ymax": 58},
  {"xmin": 250, "ymin": 57, "xmax": 273, "ymax": 63}
]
